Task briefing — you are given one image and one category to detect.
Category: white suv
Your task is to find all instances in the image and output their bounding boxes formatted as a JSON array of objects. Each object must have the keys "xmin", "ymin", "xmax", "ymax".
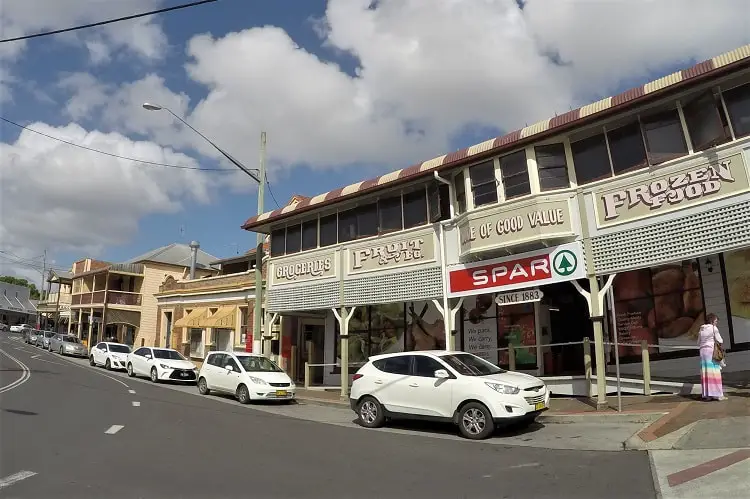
[{"xmin": 350, "ymin": 351, "xmax": 549, "ymax": 440}]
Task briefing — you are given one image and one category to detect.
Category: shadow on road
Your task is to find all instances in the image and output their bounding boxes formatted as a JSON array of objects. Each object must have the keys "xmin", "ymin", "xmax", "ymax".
[
  {"xmin": 371, "ymin": 418, "xmax": 545, "ymax": 440},
  {"xmin": 2, "ymin": 408, "xmax": 38, "ymax": 416}
]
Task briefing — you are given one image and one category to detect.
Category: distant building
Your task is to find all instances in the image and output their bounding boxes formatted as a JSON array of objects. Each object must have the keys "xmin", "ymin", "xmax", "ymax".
[{"xmin": 0, "ymin": 281, "xmax": 37, "ymax": 326}]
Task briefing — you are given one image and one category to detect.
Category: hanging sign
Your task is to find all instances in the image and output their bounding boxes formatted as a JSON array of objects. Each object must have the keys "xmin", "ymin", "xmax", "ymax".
[{"xmin": 495, "ymin": 288, "xmax": 544, "ymax": 306}]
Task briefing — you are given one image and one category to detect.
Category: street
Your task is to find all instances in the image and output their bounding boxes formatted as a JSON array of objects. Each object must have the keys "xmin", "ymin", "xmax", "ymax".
[{"xmin": 0, "ymin": 334, "xmax": 657, "ymax": 499}]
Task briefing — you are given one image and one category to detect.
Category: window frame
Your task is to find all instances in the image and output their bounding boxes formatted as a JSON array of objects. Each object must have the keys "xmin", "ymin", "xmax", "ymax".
[
  {"xmin": 468, "ymin": 160, "xmax": 499, "ymax": 207},
  {"xmin": 534, "ymin": 143, "xmax": 570, "ymax": 192},
  {"xmin": 499, "ymin": 150, "xmax": 531, "ymax": 200}
]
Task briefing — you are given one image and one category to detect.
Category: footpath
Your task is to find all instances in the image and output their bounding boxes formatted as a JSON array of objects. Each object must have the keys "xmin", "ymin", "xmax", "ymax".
[{"xmin": 296, "ymin": 388, "xmax": 750, "ymax": 499}]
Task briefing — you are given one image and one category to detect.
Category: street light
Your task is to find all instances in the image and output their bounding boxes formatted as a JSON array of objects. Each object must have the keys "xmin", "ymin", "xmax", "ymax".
[{"xmin": 143, "ymin": 102, "xmax": 267, "ymax": 356}]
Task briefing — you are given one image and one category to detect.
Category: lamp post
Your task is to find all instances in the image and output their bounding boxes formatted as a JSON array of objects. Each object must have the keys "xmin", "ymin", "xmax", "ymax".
[{"xmin": 143, "ymin": 103, "xmax": 267, "ymax": 356}]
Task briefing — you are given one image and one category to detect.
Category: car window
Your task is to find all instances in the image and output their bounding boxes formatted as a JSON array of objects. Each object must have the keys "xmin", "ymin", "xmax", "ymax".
[
  {"xmin": 207, "ymin": 353, "xmax": 225, "ymax": 367},
  {"xmin": 374, "ymin": 356, "xmax": 412, "ymax": 375},
  {"xmin": 63, "ymin": 336, "xmax": 79, "ymax": 343},
  {"xmin": 224, "ymin": 357, "xmax": 240, "ymax": 371},
  {"xmin": 439, "ymin": 353, "xmax": 505, "ymax": 376},
  {"xmin": 45, "ymin": 332, "xmax": 55, "ymax": 338},
  {"xmin": 237, "ymin": 356, "xmax": 282, "ymax": 373},
  {"xmin": 108, "ymin": 344, "xmax": 131, "ymax": 354},
  {"xmin": 96, "ymin": 343, "xmax": 105, "ymax": 350},
  {"xmin": 153, "ymin": 349, "xmax": 185, "ymax": 360},
  {"xmin": 133, "ymin": 347, "xmax": 148, "ymax": 356},
  {"xmin": 413, "ymin": 356, "xmax": 445, "ymax": 377}
]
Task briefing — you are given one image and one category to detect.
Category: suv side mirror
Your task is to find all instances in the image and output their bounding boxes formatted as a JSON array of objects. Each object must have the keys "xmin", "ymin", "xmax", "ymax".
[
  {"xmin": 434, "ymin": 369, "xmax": 450, "ymax": 379},
  {"xmin": 224, "ymin": 365, "xmax": 234, "ymax": 372}
]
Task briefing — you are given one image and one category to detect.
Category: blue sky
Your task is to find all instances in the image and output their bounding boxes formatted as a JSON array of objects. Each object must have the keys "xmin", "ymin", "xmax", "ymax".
[{"xmin": 1, "ymin": 0, "xmax": 747, "ymax": 277}]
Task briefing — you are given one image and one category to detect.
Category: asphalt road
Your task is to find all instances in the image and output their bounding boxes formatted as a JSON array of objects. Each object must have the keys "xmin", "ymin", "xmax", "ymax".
[{"xmin": 0, "ymin": 334, "xmax": 657, "ymax": 499}]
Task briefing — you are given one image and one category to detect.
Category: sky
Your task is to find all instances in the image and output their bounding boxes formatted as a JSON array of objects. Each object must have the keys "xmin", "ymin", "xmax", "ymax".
[{"xmin": 0, "ymin": 0, "xmax": 749, "ymax": 284}]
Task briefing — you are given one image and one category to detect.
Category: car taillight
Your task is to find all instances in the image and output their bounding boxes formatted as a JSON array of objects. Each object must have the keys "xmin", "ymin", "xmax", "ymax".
[{"xmin": 352, "ymin": 374, "xmax": 363, "ymax": 382}]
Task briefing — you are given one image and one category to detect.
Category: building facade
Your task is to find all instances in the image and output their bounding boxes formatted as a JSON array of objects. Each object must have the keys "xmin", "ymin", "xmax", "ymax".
[
  {"xmin": 242, "ymin": 44, "xmax": 750, "ymax": 403},
  {"xmin": 37, "ymin": 270, "xmax": 73, "ymax": 332},
  {"xmin": 0, "ymin": 281, "xmax": 37, "ymax": 326}
]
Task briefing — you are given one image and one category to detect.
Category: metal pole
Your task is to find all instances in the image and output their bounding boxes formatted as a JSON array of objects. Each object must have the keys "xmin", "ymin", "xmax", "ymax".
[
  {"xmin": 39, "ymin": 249, "xmax": 47, "ymax": 330},
  {"xmin": 607, "ymin": 287, "xmax": 622, "ymax": 412},
  {"xmin": 253, "ymin": 132, "xmax": 266, "ymax": 355}
]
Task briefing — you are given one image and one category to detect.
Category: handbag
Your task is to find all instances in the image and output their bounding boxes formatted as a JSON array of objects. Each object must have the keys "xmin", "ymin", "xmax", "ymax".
[{"xmin": 712, "ymin": 325, "xmax": 724, "ymax": 362}]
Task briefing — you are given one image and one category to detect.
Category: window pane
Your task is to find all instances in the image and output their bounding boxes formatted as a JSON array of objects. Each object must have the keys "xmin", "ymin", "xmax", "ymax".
[
  {"xmin": 301, "ymin": 219, "xmax": 318, "ymax": 251},
  {"xmin": 285, "ymin": 225, "xmax": 301, "ymax": 254},
  {"xmin": 270, "ymin": 229, "xmax": 285, "ymax": 256},
  {"xmin": 383, "ymin": 355, "xmax": 411, "ymax": 375},
  {"xmin": 427, "ymin": 183, "xmax": 450, "ymax": 222},
  {"xmin": 338, "ymin": 209, "xmax": 357, "ymax": 242},
  {"xmin": 470, "ymin": 161, "xmax": 497, "ymax": 207},
  {"xmin": 413, "ymin": 355, "xmax": 443, "ymax": 377},
  {"xmin": 683, "ymin": 91, "xmax": 730, "ymax": 152},
  {"xmin": 642, "ymin": 109, "xmax": 688, "ymax": 165},
  {"xmin": 378, "ymin": 196, "xmax": 402, "ymax": 233},
  {"xmin": 403, "ymin": 188, "xmax": 428, "ymax": 228},
  {"xmin": 607, "ymin": 122, "xmax": 647, "ymax": 175},
  {"xmin": 453, "ymin": 172, "xmax": 466, "ymax": 214},
  {"xmin": 500, "ymin": 151, "xmax": 530, "ymax": 199},
  {"xmin": 535, "ymin": 143, "xmax": 570, "ymax": 191},
  {"xmin": 319, "ymin": 214, "xmax": 337, "ymax": 247},
  {"xmin": 357, "ymin": 203, "xmax": 378, "ymax": 238},
  {"xmin": 723, "ymin": 83, "xmax": 750, "ymax": 138},
  {"xmin": 571, "ymin": 134, "xmax": 611, "ymax": 185}
]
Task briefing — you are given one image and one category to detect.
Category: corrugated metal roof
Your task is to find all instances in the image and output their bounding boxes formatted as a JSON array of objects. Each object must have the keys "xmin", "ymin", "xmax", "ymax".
[
  {"xmin": 241, "ymin": 43, "xmax": 750, "ymax": 232},
  {"xmin": 124, "ymin": 243, "xmax": 219, "ymax": 270}
]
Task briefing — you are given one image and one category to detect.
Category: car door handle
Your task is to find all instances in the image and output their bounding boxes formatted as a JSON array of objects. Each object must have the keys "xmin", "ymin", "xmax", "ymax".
[
  {"xmin": 374, "ymin": 379, "xmax": 384, "ymax": 385},
  {"xmin": 408, "ymin": 383, "xmax": 419, "ymax": 388}
]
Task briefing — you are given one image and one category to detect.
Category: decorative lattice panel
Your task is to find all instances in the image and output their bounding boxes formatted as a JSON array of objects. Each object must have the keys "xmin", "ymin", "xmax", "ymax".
[
  {"xmin": 592, "ymin": 200, "xmax": 750, "ymax": 274},
  {"xmin": 267, "ymin": 281, "xmax": 340, "ymax": 312},
  {"xmin": 344, "ymin": 266, "xmax": 443, "ymax": 305}
]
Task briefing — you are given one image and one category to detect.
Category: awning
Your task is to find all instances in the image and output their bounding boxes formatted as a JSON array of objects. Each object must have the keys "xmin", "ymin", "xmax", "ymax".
[
  {"xmin": 203, "ymin": 306, "xmax": 238, "ymax": 329},
  {"xmin": 174, "ymin": 307, "xmax": 209, "ymax": 328}
]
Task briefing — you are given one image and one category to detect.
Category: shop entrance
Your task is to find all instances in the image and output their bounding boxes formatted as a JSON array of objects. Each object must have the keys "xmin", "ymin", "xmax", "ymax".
[
  {"xmin": 541, "ymin": 282, "xmax": 593, "ymax": 375},
  {"xmin": 297, "ymin": 322, "xmax": 325, "ymax": 384}
]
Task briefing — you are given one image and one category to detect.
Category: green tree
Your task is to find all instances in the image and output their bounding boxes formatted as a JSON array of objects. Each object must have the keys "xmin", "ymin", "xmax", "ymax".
[{"xmin": 0, "ymin": 276, "xmax": 41, "ymax": 299}]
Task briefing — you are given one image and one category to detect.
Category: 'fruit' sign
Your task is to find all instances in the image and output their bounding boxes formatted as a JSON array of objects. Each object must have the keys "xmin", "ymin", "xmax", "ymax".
[{"xmin": 447, "ymin": 242, "xmax": 585, "ymax": 297}]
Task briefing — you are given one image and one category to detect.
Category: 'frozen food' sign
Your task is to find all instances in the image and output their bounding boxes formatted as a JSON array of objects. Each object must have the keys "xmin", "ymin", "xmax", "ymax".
[{"xmin": 600, "ymin": 157, "xmax": 741, "ymax": 222}]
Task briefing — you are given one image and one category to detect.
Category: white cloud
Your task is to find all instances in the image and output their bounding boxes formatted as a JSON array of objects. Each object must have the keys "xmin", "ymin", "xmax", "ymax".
[{"xmin": 0, "ymin": 122, "xmax": 217, "ymax": 277}]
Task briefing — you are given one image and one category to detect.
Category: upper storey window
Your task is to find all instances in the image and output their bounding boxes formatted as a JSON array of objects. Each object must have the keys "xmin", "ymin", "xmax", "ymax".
[
  {"xmin": 723, "ymin": 82, "xmax": 750, "ymax": 138},
  {"xmin": 682, "ymin": 91, "xmax": 731, "ymax": 151},
  {"xmin": 641, "ymin": 109, "xmax": 688, "ymax": 165},
  {"xmin": 469, "ymin": 161, "xmax": 498, "ymax": 207},
  {"xmin": 453, "ymin": 171, "xmax": 466, "ymax": 214},
  {"xmin": 571, "ymin": 134, "xmax": 610, "ymax": 184},
  {"xmin": 499, "ymin": 151, "xmax": 530, "ymax": 200},
  {"xmin": 534, "ymin": 143, "xmax": 570, "ymax": 191}
]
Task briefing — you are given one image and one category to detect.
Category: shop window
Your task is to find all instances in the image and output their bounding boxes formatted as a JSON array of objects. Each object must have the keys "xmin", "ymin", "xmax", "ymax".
[
  {"xmin": 499, "ymin": 151, "xmax": 530, "ymax": 200},
  {"xmin": 722, "ymin": 82, "xmax": 750, "ymax": 138},
  {"xmin": 571, "ymin": 134, "xmax": 612, "ymax": 185},
  {"xmin": 189, "ymin": 328, "xmax": 203, "ymax": 358},
  {"xmin": 239, "ymin": 307, "xmax": 248, "ymax": 345},
  {"xmin": 535, "ymin": 143, "xmax": 570, "ymax": 191},
  {"xmin": 338, "ymin": 208, "xmax": 357, "ymax": 242},
  {"xmin": 611, "ymin": 261, "xmax": 704, "ymax": 361},
  {"xmin": 335, "ymin": 304, "xmax": 406, "ymax": 365},
  {"xmin": 453, "ymin": 172, "xmax": 466, "ymax": 214},
  {"xmin": 285, "ymin": 224, "xmax": 301, "ymax": 254},
  {"xmin": 607, "ymin": 122, "xmax": 647, "ymax": 175},
  {"xmin": 682, "ymin": 91, "xmax": 731, "ymax": 152},
  {"xmin": 497, "ymin": 303, "xmax": 537, "ymax": 367},
  {"xmin": 460, "ymin": 294, "xmax": 498, "ymax": 364},
  {"xmin": 378, "ymin": 195, "xmax": 403, "ymax": 233},
  {"xmin": 641, "ymin": 109, "xmax": 689, "ymax": 165},
  {"xmin": 723, "ymin": 248, "xmax": 750, "ymax": 344},
  {"xmin": 270, "ymin": 229, "xmax": 285, "ymax": 257},
  {"xmin": 427, "ymin": 182, "xmax": 450, "ymax": 222},
  {"xmin": 403, "ymin": 188, "xmax": 428, "ymax": 229},
  {"xmin": 319, "ymin": 214, "xmax": 337, "ymax": 247},
  {"xmin": 469, "ymin": 160, "xmax": 498, "ymax": 207},
  {"xmin": 301, "ymin": 219, "xmax": 318, "ymax": 251},
  {"xmin": 357, "ymin": 203, "xmax": 378, "ymax": 238}
]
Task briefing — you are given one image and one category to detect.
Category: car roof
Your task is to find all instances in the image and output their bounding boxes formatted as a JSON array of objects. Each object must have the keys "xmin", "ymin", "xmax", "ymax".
[{"xmin": 367, "ymin": 350, "xmax": 459, "ymax": 362}]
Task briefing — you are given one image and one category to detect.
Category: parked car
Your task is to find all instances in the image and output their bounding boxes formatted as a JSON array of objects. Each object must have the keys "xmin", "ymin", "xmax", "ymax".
[
  {"xmin": 41, "ymin": 331, "xmax": 56, "ymax": 350},
  {"xmin": 0, "ymin": 323, "xmax": 9, "ymax": 332},
  {"xmin": 197, "ymin": 351, "xmax": 295, "ymax": 404},
  {"xmin": 27, "ymin": 329, "xmax": 44, "ymax": 346},
  {"xmin": 51, "ymin": 334, "xmax": 87, "ymax": 357},
  {"xmin": 89, "ymin": 342, "xmax": 132, "ymax": 370},
  {"xmin": 126, "ymin": 347, "xmax": 198, "ymax": 383},
  {"xmin": 12, "ymin": 324, "xmax": 33, "ymax": 334},
  {"xmin": 349, "ymin": 351, "xmax": 549, "ymax": 440}
]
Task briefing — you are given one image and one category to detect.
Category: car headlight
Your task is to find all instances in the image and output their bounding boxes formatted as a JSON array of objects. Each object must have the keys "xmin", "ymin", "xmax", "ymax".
[
  {"xmin": 248, "ymin": 376, "xmax": 267, "ymax": 385},
  {"xmin": 159, "ymin": 364, "xmax": 173, "ymax": 370},
  {"xmin": 485, "ymin": 382, "xmax": 520, "ymax": 395}
]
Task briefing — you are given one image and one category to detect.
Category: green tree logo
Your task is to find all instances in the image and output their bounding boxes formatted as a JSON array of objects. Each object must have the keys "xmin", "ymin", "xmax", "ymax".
[{"xmin": 553, "ymin": 250, "xmax": 578, "ymax": 277}]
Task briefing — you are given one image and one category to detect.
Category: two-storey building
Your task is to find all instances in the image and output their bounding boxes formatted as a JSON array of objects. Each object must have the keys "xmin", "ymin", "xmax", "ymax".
[
  {"xmin": 37, "ymin": 270, "xmax": 73, "ymax": 332},
  {"xmin": 242, "ymin": 44, "xmax": 750, "ymax": 405},
  {"xmin": 69, "ymin": 243, "xmax": 218, "ymax": 348}
]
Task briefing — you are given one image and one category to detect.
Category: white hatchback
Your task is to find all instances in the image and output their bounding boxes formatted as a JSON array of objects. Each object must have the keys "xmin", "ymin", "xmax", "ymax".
[
  {"xmin": 197, "ymin": 352, "xmax": 295, "ymax": 404},
  {"xmin": 350, "ymin": 351, "xmax": 549, "ymax": 440}
]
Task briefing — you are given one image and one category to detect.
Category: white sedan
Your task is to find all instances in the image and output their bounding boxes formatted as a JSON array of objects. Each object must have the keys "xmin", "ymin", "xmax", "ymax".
[
  {"xmin": 127, "ymin": 346, "xmax": 198, "ymax": 383},
  {"xmin": 197, "ymin": 351, "xmax": 295, "ymax": 404},
  {"xmin": 89, "ymin": 342, "xmax": 132, "ymax": 370}
]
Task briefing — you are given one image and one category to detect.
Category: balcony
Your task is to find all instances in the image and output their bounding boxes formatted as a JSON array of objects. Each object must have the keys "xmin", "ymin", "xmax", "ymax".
[
  {"xmin": 71, "ymin": 291, "xmax": 105, "ymax": 306},
  {"xmin": 107, "ymin": 291, "xmax": 142, "ymax": 307},
  {"xmin": 158, "ymin": 271, "xmax": 257, "ymax": 294}
]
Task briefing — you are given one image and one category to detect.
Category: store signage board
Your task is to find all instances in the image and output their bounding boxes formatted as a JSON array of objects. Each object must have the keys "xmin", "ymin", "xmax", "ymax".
[
  {"xmin": 595, "ymin": 153, "xmax": 749, "ymax": 228},
  {"xmin": 348, "ymin": 233, "xmax": 435, "ymax": 275},
  {"xmin": 447, "ymin": 242, "xmax": 585, "ymax": 297},
  {"xmin": 271, "ymin": 252, "xmax": 337, "ymax": 286},
  {"xmin": 495, "ymin": 288, "xmax": 543, "ymax": 306}
]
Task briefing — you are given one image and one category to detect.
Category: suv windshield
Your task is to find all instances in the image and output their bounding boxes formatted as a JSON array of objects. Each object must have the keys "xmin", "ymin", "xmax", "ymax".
[
  {"xmin": 63, "ymin": 336, "xmax": 80, "ymax": 343},
  {"xmin": 238, "ymin": 356, "xmax": 282, "ymax": 373},
  {"xmin": 108, "ymin": 344, "xmax": 131, "ymax": 353},
  {"xmin": 45, "ymin": 332, "xmax": 55, "ymax": 338},
  {"xmin": 439, "ymin": 353, "xmax": 505, "ymax": 376},
  {"xmin": 153, "ymin": 349, "xmax": 185, "ymax": 360}
]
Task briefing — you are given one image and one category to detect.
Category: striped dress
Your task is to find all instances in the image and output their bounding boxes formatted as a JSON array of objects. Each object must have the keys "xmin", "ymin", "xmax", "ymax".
[{"xmin": 698, "ymin": 324, "xmax": 724, "ymax": 399}]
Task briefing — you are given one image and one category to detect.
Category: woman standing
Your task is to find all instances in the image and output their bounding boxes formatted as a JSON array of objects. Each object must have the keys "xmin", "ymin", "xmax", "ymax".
[{"xmin": 698, "ymin": 313, "xmax": 726, "ymax": 401}]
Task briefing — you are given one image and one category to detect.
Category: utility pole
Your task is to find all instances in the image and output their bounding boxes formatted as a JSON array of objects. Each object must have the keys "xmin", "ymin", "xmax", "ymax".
[
  {"xmin": 253, "ymin": 132, "xmax": 267, "ymax": 355},
  {"xmin": 39, "ymin": 249, "xmax": 47, "ymax": 330}
]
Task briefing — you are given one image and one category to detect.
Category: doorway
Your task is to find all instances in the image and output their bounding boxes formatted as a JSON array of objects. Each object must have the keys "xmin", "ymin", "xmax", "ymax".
[
  {"xmin": 542, "ymin": 282, "xmax": 592, "ymax": 375},
  {"xmin": 297, "ymin": 322, "xmax": 325, "ymax": 384}
]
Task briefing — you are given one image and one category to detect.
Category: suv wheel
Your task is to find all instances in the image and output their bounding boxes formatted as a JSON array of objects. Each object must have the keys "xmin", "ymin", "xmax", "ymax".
[
  {"xmin": 357, "ymin": 396, "xmax": 385, "ymax": 428},
  {"xmin": 457, "ymin": 402, "xmax": 495, "ymax": 440}
]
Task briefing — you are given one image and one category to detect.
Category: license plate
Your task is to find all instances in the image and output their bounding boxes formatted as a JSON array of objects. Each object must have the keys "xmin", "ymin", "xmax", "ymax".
[
  {"xmin": 275, "ymin": 390, "xmax": 287, "ymax": 397},
  {"xmin": 534, "ymin": 402, "xmax": 546, "ymax": 411}
]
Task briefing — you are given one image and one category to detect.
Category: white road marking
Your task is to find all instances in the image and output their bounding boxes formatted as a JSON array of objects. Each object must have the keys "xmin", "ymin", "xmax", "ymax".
[
  {"xmin": 0, "ymin": 470, "xmax": 37, "ymax": 490},
  {"xmin": 29, "ymin": 355, "xmax": 65, "ymax": 366},
  {"xmin": 508, "ymin": 462, "xmax": 541, "ymax": 469},
  {"xmin": 47, "ymin": 352, "xmax": 131, "ymax": 389},
  {"xmin": 104, "ymin": 425, "xmax": 124, "ymax": 435},
  {"xmin": 128, "ymin": 389, "xmax": 136, "ymax": 394},
  {"xmin": 132, "ymin": 401, "xmax": 141, "ymax": 407},
  {"xmin": 0, "ymin": 349, "xmax": 31, "ymax": 394}
]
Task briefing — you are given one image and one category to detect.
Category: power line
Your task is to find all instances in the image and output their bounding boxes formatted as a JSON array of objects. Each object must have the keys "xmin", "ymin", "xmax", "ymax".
[
  {"xmin": 0, "ymin": 0, "xmax": 219, "ymax": 44},
  {"xmin": 265, "ymin": 180, "xmax": 281, "ymax": 209},
  {"xmin": 0, "ymin": 116, "xmax": 235, "ymax": 173}
]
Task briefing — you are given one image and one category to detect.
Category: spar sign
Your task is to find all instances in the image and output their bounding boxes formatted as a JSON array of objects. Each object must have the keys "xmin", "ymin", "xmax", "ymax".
[{"xmin": 447, "ymin": 242, "xmax": 585, "ymax": 297}]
